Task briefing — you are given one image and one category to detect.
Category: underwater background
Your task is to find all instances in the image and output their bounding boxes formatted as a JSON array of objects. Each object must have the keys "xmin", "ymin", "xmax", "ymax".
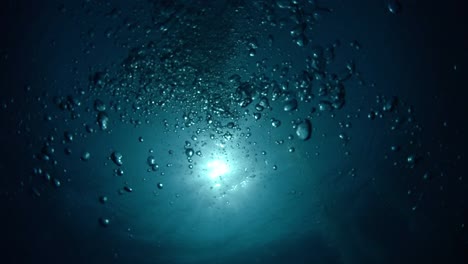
[{"xmin": 1, "ymin": 0, "xmax": 467, "ymax": 263}]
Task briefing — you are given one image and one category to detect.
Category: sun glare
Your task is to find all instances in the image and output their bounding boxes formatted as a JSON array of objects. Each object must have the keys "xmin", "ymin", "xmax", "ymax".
[{"xmin": 207, "ymin": 160, "xmax": 229, "ymax": 179}]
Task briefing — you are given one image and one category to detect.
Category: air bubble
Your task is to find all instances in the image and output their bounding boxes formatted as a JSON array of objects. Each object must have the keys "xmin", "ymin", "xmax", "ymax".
[
  {"xmin": 53, "ymin": 178, "xmax": 61, "ymax": 188},
  {"xmin": 64, "ymin": 131, "xmax": 73, "ymax": 143},
  {"xmin": 390, "ymin": 145, "xmax": 400, "ymax": 152},
  {"xmin": 99, "ymin": 218, "xmax": 110, "ymax": 227},
  {"xmin": 296, "ymin": 119, "xmax": 312, "ymax": 140},
  {"xmin": 407, "ymin": 155, "xmax": 416, "ymax": 166},
  {"xmin": 43, "ymin": 172, "xmax": 51, "ymax": 182},
  {"xmin": 382, "ymin": 96, "xmax": 398, "ymax": 112},
  {"xmin": 271, "ymin": 118, "xmax": 281, "ymax": 128},
  {"xmin": 97, "ymin": 112, "xmax": 109, "ymax": 130},
  {"xmin": 81, "ymin": 151, "xmax": 90, "ymax": 161},
  {"xmin": 423, "ymin": 172, "xmax": 430, "ymax": 180},
  {"xmin": 293, "ymin": 34, "xmax": 308, "ymax": 47},
  {"xmin": 387, "ymin": 0, "xmax": 402, "ymax": 14},
  {"xmin": 147, "ymin": 156, "xmax": 156, "ymax": 166},
  {"xmin": 111, "ymin": 151, "xmax": 123, "ymax": 166},
  {"xmin": 253, "ymin": 113, "xmax": 261, "ymax": 120},
  {"xmin": 94, "ymin": 99, "xmax": 106, "ymax": 112},
  {"xmin": 116, "ymin": 168, "xmax": 124, "ymax": 176},
  {"xmin": 185, "ymin": 148, "xmax": 194, "ymax": 158},
  {"xmin": 318, "ymin": 101, "xmax": 333, "ymax": 112},
  {"xmin": 99, "ymin": 196, "xmax": 108, "ymax": 204},
  {"xmin": 258, "ymin": 97, "xmax": 270, "ymax": 109},
  {"xmin": 283, "ymin": 99, "xmax": 298, "ymax": 112}
]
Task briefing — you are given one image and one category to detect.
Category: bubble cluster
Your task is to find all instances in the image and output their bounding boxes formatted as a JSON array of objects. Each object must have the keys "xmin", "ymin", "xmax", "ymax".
[{"xmin": 17, "ymin": 0, "xmax": 454, "ymax": 240}]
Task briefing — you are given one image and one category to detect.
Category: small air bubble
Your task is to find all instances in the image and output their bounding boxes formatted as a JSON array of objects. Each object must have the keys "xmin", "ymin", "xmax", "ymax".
[
  {"xmin": 99, "ymin": 196, "xmax": 108, "ymax": 204},
  {"xmin": 99, "ymin": 218, "xmax": 110, "ymax": 227},
  {"xmin": 81, "ymin": 151, "xmax": 90, "ymax": 161}
]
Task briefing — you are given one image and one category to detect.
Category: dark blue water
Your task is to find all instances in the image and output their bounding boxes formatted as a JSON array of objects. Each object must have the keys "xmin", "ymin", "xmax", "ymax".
[{"xmin": 1, "ymin": 0, "xmax": 467, "ymax": 263}]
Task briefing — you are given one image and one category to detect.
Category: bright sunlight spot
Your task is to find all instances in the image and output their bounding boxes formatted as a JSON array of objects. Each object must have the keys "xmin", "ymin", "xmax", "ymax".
[{"xmin": 207, "ymin": 159, "xmax": 229, "ymax": 179}]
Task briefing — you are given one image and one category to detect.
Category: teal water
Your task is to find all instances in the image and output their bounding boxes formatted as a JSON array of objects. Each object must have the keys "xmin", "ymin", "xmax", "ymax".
[{"xmin": 0, "ymin": 1, "xmax": 467, "ymax": 263}]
